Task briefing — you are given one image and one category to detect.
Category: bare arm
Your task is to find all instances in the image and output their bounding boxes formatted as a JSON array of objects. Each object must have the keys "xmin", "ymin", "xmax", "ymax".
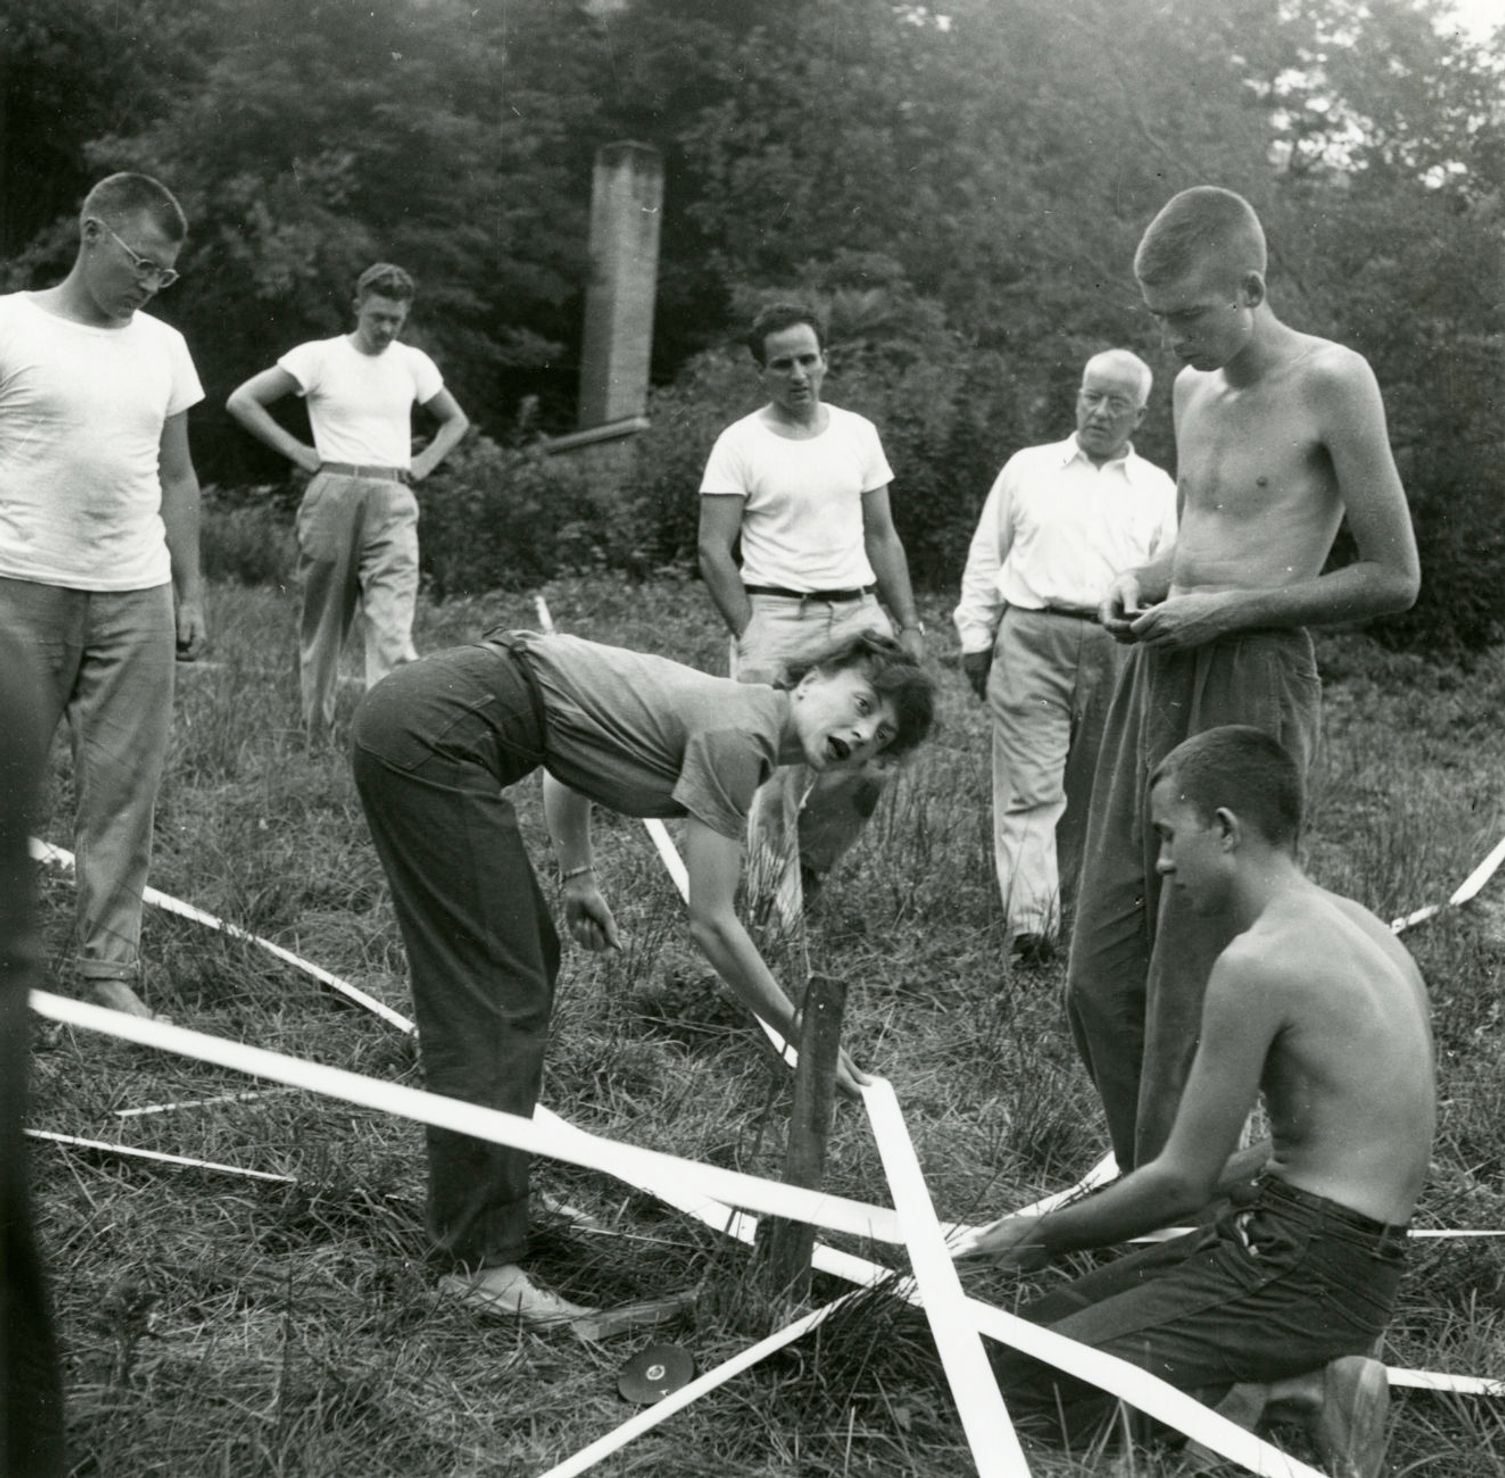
[
  {"xmin": 1130, "ymin": 354, "xmax": 1419, "ymax": 649},
  {"xmin": 158, "ymin": 411, "xmax": 208, "ymax": 659},
  {"xmin": 683, "ymin": 817, "xmax": 867, "ymax": 1095},
  {"xmin": 967, "ymin": 951, "xmax": 1275, "ymax": 1263},
  {"xmin": 225, "ymin": 367, "xmax": 320, "ymax": 474},
  {"xmin": 541, "ymin": 774, "xmax": 621, "ymax": 952},
  {"xmin": 697, "ymin": 494, "xmax": 753, "ymax": 637},
  {"xmin": 861, "ymin": 485, "xmax": 923, "ymax": 659},
  {"xmin": 411, "ymin": 388, "xmax": 470, "ymax": 482}
]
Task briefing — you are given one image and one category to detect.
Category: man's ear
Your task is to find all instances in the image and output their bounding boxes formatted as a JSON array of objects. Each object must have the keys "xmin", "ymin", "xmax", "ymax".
[
  {"xmin": 1214, "ymin": 806, "xmax": 1241, "ymax": 849},
  {"xmin": 1239, "ymin": 271, "xmax": 1266, "ymax": 308}
]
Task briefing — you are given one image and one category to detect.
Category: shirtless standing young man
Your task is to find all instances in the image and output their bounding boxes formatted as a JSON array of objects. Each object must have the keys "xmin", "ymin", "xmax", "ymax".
[
  {"xmin": 968, "ymin": 727, "xmax": 1434, "ymax": 1478},
  {"xmin": 1066, "ymin": 187, "xmax": 1420, "ymax": 1172}
]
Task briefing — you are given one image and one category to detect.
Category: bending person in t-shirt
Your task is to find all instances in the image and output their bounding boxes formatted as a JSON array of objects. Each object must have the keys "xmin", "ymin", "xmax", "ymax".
[
  {"xmin": 227, "ymin": 263, "xmax": 470, "ymax": 735},
  {"xmin": 350, "ymin": 628, "xmax": 935, "ymax": 1322}
]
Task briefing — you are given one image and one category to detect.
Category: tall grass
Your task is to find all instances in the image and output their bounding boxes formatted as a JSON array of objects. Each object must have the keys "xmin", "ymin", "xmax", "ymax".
[{"xmin": 25, "ymin": 579, "xmax": 1505, "ymax": 1476}]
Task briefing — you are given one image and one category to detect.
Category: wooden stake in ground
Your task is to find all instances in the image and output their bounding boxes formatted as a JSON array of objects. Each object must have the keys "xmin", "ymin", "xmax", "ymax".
[{"xmin": 758, "ymin": 972, "xmax": 848, "ymax": 1308}]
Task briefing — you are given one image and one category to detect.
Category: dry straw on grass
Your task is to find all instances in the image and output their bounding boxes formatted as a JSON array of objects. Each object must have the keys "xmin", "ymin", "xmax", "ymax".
[{"xmin": 26, "ymin": 576, "xmax": 1505, "ymax": 1476}]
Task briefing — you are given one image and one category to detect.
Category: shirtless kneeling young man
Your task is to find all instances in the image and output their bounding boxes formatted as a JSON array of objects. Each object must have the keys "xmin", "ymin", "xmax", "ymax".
[{"xmin": 966, "ymin": 726, "xmax": 1434, "ymax": 1478}]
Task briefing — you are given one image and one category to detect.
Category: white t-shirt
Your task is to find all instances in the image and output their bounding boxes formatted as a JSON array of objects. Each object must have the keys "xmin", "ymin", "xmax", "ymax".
[
  {"xmin": 278, "ymin": 336, "xmax": 444, "ymax": 468},
  {"xmin": 698, "ymin": 404, "xmax": 893, "ymax": 589},
  {"xmin": 953, "ymin": 434, "xmax": 1178, "ymax": 652},
  {"xmin": 0, "ymin": 293, "xmax": 204, "ymax": 591}
]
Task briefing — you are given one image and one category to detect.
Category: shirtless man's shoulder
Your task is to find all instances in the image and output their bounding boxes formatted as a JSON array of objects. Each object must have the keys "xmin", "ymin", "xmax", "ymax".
[{"xmin": 1210, "ymin": 882, "xmax": 1433, "ymax": 1223}]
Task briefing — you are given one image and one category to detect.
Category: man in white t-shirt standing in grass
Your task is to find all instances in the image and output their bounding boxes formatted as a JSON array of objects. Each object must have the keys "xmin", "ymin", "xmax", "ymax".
[
  {"xmin": 227, "ymin": 263, "xmax": 470, "ymax": 734},
  {"xmin": 0, "ymin": 172, "xmax": 207, "ymax": 1019},
  {"xmin": 698, "ymin": 302, "xmax": 925, "ymax": 928}
]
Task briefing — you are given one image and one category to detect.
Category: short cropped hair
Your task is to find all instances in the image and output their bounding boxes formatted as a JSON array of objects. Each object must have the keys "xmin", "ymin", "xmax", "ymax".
[
  {"xmin": 1082, "ymin": 349, "xmax": 1153, "ymax": 407},
  {"xmin": 1150, "ymin": 725, "xmax": 1302, "ymax": 849},
  {"xmin": 356, "ymin": 263, "xmax": 416, "ymax": 303},
  {"xmin": 81, "ymin": 173, "xmax": 187, "ymax": 242},
  {"xmin": 746, "ymin": 302, "xmax": 825, "ymax": 365},
  {"xmin": 783, "ymin": 629, "xmax": 935, "ymax": 758},
  {"xmin": 1134, "ymin": 187, "xmax": 1267, "ymax": 288}
]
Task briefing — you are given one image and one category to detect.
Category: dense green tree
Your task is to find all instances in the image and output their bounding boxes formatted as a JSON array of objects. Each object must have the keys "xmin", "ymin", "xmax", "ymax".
[{"xmin": 2, "ymin": 0, "xmax": 1499, "ymax": 645}]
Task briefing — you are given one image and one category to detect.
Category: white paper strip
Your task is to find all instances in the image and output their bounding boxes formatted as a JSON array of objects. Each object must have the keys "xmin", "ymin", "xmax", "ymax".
[
  {"xmin": 26, "ymin": 1128, "xmax": 295, "ymax": 1183},
  {"xmin": 115, "ymin": 1087, "xmax": 300, "ymax": 1118},
  {"xmin": 1389, "ymin": 1368, "xmax": 1505, "ymax": 1395},
  {"xmin": 966, "ymin": 1298, "xmax": 1327, "ymax": 1478},
  {"xmin": 862, "ymin": 1077, "xmax": 1030, "ymax": 1475},
  {"xmin": 30, "ymin": 990, "xmax": 904, "ymax": 1246},
  {"xmin": 1392, "ymin": 832, "xmax": 1505, "ymax": 932},
  {"xmin": 537, "ymin": 1290, "xmax": 864, "ymax": 1478},
  {"xmin": 30, "ymin": 838, "xmax": 416, "ymax": 1034}
]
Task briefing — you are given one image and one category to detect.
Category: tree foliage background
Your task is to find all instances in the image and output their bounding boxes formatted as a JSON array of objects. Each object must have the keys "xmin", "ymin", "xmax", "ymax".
[{"xmin": 2, "ymin": 0, "xmax": 1501, "ymax": 649}]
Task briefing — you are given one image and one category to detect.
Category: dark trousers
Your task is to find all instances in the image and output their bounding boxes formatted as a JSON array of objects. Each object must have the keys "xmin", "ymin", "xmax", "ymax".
[
  {"xmin": 1065, "ymin": 630, "xmax": 1322, "ymax": 1168},
  {"xmin": 350, "ymin": 644, "xmax": 557, "ymax": 1269},
  {"xmin": 993, "ymin": 1178, "xmax": 1407, "ymax": 1448},
  {"xmin": 1, "ymin": 630, "xmax": 66, "ymax": 1477}
]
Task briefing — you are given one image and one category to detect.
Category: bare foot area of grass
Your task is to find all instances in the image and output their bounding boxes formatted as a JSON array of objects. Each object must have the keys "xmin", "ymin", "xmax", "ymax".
[{"xmin": 26, "ymin": 580, "xmax": 1505, "ymax": 1475}]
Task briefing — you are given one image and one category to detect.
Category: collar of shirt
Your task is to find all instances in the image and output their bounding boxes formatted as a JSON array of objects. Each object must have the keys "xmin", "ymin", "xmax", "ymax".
[{"xmin": 1060, "ymin": 433, "xmax": 1150, "ymax": 486}]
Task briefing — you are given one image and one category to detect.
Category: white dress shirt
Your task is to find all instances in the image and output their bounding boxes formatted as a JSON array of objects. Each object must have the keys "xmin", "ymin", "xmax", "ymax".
[{"xmin": 953, "ymin": 434, "xmax": 1177, "ymax": 653}]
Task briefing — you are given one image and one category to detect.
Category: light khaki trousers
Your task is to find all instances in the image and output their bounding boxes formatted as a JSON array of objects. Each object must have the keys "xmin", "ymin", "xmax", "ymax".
[
  {"xmin": 296, "ymin": 471, "xmax": 420, "ymax": 731},
  {"xmin": 986, "ymin": 606, "xmax": 1122, "ymax": 940}
]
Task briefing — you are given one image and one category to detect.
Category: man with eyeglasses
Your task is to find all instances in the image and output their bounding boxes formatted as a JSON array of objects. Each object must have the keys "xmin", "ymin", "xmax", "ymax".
[
  {"xmin": 954, "ymin": 350, "xmax": 1176, "ymax": 968},
  {"xmin": 1066, "ymin": 186, "xmax": 1420, "ymax": 1177},
  {"xmin": 227, "ymin": 263, "xmax": 470, "ymax": 735},
  {"xmin": 0, "ymin": 171, "xmax": 206, "ymax": 1020}
]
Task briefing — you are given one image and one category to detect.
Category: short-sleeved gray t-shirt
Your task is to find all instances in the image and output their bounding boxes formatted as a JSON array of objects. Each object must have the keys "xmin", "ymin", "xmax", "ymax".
[{"xmin": 502, "ymin": 631, "xmax": 790, "ymax": 840}]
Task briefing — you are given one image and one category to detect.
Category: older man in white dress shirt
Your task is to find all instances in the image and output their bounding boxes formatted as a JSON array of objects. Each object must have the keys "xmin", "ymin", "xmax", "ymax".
[{"xmin": 954, "ymin": 350, "xmax": 1176, "ymax": 965}]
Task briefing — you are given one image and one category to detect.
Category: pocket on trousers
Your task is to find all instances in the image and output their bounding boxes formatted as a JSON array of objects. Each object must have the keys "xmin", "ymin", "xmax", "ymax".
[{"xmin": 295, "ymin": 475, "xmax": 343, "ymax": 559}]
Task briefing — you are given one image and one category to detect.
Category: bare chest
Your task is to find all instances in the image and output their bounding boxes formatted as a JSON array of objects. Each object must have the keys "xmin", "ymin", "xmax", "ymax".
[{"xmin": 1177, "ymin": 386, "xmax": 1337, "ymax": 526}]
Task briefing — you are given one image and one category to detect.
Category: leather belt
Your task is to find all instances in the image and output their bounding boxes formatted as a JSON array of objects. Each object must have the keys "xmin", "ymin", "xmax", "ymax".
[
  {"xmin": 1040, "ymin": 604, "xmax": 1100, "ymax": 622},
  {"xmin": 319, "ymin": 462, "xmax": 411, "ymax": 484},
  {"xmin": 743, "ymin": 583, "xmax": 874, "ymax": 602}
]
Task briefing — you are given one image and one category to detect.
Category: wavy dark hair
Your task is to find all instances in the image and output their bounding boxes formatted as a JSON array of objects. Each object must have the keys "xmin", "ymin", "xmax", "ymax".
[
  {"xmin": 745, "ymin": 301, "xmax": 826, "ymax": 365},
  {"xmin": 781, "ymin": 629, "xmax": 935, "ymax": 758}
]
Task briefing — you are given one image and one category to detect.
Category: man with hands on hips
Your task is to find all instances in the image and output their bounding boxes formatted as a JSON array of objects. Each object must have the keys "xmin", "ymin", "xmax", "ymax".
[{"xmin": 227, "ymin": 262, "xmax": 469, "ymax": 734}]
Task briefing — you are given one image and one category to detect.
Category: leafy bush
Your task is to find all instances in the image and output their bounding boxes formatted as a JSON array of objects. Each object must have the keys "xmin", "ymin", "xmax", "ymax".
[
  {"xmin": 418, "ymin": 435, "xmax": 664, "ymax": 600},
  {"xmin": 199, "ymin": 487, "xmax": 298, "ymax": 587}
]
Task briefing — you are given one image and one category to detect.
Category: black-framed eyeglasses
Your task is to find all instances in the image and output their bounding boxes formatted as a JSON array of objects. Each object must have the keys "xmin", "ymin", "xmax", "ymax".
[{"xmin": 94, "ymin": 220, "xmax": 180, "ymax": 289}]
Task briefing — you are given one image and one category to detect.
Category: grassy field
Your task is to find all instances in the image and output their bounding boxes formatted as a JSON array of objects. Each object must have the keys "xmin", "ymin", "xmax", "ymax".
[{"xmin": 25, "ymin": 571, "xmax": 1505, "ymax": 1477}]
